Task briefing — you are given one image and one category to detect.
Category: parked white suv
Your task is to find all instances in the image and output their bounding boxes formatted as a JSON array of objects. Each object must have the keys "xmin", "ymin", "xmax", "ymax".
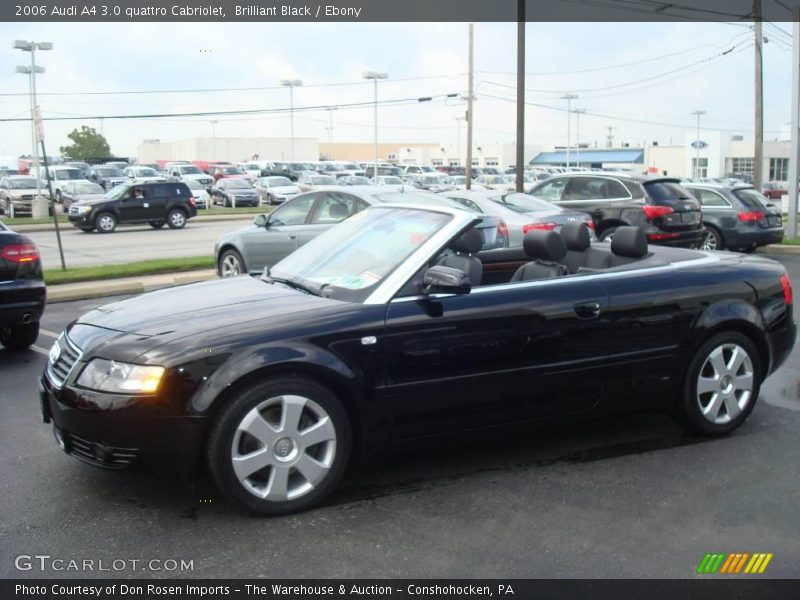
[{"xmin": 168, "ymin": 164, "xmax": 214, "ymax": 187}]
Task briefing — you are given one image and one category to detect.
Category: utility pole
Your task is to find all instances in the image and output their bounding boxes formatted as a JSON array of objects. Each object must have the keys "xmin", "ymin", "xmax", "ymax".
[
  {"xmin": 325, "ymin": 106, "xmax": 337, "ymax": 159},
  {"xmin": 280, "ymin": 79, "xmax": 303, "ymax": 161},
  {"xmin": 466, "ymin": 23, "xmax": 474, "ymax": 189},
  {"xmin": 363, "ymin": 71, "xmax": 388, "ymax": 179},
  {"xmin": 561, "ymin": 94, "xmax": 578, "ymax": 167},
  {"xmin": 515, "ymin": 7, "xmax": 525, "ymax": 192},
  {"xmin": 692, "ymin": 110, "xmax": 706, "ymax": 178},
  {"xmin": 788, "ymin": 6, "xmax": 800, "ymax": 238},
  {"xmin": 455, "ymin": 116, "xmax": 466, "ymax": 165},
  {"xmin": 754, "ymin": 0, "xmax": 764, "ymax": 189},
  {"xmin": 606, "ymin": 126, "xmax": 615, "ymax": 148},
  {"xmin": 573, "ymin": 108, "xmax": 586, "ymax": 167}
]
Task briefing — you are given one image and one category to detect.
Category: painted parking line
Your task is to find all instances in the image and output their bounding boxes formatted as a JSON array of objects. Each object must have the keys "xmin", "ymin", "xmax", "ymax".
[
  {"xmin": 39, "ymin": 328, "xmax": 60, "ymax": 339},
  {"xmin": 30, "ymin": 345, "xmax": 50, "ymax": 357}
]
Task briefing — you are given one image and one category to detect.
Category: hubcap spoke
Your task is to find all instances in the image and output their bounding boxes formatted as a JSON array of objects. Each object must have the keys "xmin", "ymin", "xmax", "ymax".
[
  {"xmin": 707, "ymin": 347, "xmax": 727, "ymax": 376},
  {"xmin": 723, "ymin": 394, "xmax": 742, "ymax": 419},
  {"xmin": 232, "ymin": 448, "xmax": 271, "ymax": 482},
  {"xmin": 295, "ymin": 453, "xmax": 329, "ymax": 486},
  {"xmin": 727, "ymin": 347, "xmax": 746, "ymax": 373},
  {"xmin": 702, "ymin": 393, "xmax": 724, "ymax": 418},
  {"xmin": 299, "ymin": 417, "xmax": 335, "ymax": 448},
  {"xmin": 280, "ymin": 396, "xmax": 307, "ymax": 434},
  {"xmin": 697, "ymin": 376, "xmax": 718, "ymax": 395},
  {"xmin": 735, "ymin": 372, "xmax": 753, "ymax": 391},
  {"xmin": 697, "ymin": 343, "xmax": 754, "ymax": 425},
  {"xmin": 264, "ymin": 465, "xmax": 290, "ymax": 500},
  {"xmin": 239, "ymin": 408, "xmax": 280, "ymax": 446}
]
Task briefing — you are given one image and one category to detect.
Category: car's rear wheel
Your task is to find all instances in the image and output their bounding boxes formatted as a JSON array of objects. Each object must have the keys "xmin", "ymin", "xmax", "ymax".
[
  {"xmin": 167, "ymin": 209, "xmax": 187, "ymax": 229},
  {"xmin": 700, "ymin": 226, "xmax": 724, "ymax": 251},
  {"xmin": 598, "ymin": 226, "xmax": 618, "ymax": 242},
  {"xmin": 207, "ymin": 376, "xmax": 351, "ymax": 515},
  {"xmin": 149, "ymin": 221, "xmax": 165, "ymax": 229},
  {"xmin": 681, "ymin": 331, "xmax": 761, "ymax": 436},
  {"xmin": 1, "ymin": 322, "xmax": 40, "ymax": 351},
  {"xmin": 95, "ymin": 212, "xmax": 117, "ymax": 233},
  {"xmin": 219, "ymin": 249, "xmax": 245, "ymax": 277}
]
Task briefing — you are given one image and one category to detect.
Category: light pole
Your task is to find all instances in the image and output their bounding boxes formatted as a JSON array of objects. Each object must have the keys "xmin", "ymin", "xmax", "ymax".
[
  {"xmin": 691, "ymin": 110, "xmax": 706, "ymax": 178},
  {"xmin": 363, "ymin": 71, "xmax": 388, "ymax": 179},
  {"xmin": 561, "ymin": 94, "xmax": 578, "ymax": 168},
  {"xmin": 572, "ymin": 108, "xmax": 586, "ymax": 168},
  {"xmin": 455, "ymin": 116, "xmax": 466, "ymax": 165},
  {"xmin": 325, "ymin": 106, "xmax": 337, "ymax": 159},
  {"xmin": 14, "ymin": 40, "xmax": 51, "ymax": 202},
  {"xmin": 280, "ymin": 79, "xmax": 303, "ymax": 161}
]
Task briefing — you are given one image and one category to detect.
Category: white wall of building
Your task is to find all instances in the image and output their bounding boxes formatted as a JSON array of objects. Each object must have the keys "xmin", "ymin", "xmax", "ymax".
[
  {"xmin": 137, "ymin": 137, "xmax": 319, "ymax": 163},
  {"xmin": 396, "ymin": 143, "xmax": 541, "ymax": 169}
]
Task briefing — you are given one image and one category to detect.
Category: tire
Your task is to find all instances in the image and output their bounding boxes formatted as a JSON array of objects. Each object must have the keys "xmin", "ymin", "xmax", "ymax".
[
  {"xmin": 219, "ymin": 248, "xmax": 245, "ymax": 278},
  {"xmin": 167, "ymin": 209, "xmax": 187, "ymax": 229},
  {"xmin": 700, "ymin": 226, "xmax": 724, "ymax": 251},
  {"xmin": 95, "ymin": 212, "xmax": 117, "ymax": 233},
  {"xmin": 681, "ymin": 331, "xmax": 761, "ymax": 436},
  {"xmin": 1, "ymin": 321, "xmax": 40, "ymax": 351},
  {"xmin": 207, "ymin": 375, "xmax": 352, "ymax": 515},
  {"xmin": 149, "ymin": 221, "xmax": 165, "ymax": 229},
  {"xmin": 598, "ymin": 226, "xmax": 618, "ymax": 243},
  {"xmin": 268, "ymin": 194, "xmax": 275, "ymax": 205},
  {"xmin": 79, "ymin": 226, "xmax": 94, "ymax": 233}
]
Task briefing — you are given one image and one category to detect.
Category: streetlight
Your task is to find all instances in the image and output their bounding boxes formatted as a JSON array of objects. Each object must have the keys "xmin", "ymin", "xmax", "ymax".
[
  {"xmin": 691, "ymin": 110, "xmax": 706, "ymax": 178},
  {"xmin": 14, "ymin": 40, "xmax": 52, "ymax": 202},
  {"xmin": 280, "ymin": 79, "xmax": 303, "ymax": 161},
  {"xmin": 561, "ymin": 94, "xmax": 578, "ymax": 168},
  {"xmin": 363, "ymin": 71, "xmax": 388, "ymax": 179},
  {"xmin": 572, "ymin": 108, "xmax": 586, "ymax": 167},
  {"xmin": 455, "ymin": 116, "xmax": 466, "ymax": 165},
  {"xmin": 325, "ymin": 106, "xmax": 337, "ymax": 160}
]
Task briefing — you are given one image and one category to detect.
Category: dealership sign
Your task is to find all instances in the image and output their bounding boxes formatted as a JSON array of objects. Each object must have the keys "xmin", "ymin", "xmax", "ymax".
[{"xmin": 691, "ymin": 140, "xmax": 708, "ymax": 149}]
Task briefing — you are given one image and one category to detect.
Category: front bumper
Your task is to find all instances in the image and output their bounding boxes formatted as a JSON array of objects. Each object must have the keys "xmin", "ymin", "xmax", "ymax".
[
  {"xmin": 0, "ymin": 279, "xmax": 46, "ymax": 327},
  {"xmin": 67, "ymin": 213, "xmax": 93, "ymax": 228},
  {"xmin": 39, "ymin": 368, "xmax": 210, "ymax": 473}
]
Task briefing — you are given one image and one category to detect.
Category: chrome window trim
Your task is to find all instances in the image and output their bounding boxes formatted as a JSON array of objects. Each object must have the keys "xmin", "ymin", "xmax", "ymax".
[{"xmin": 688, "ymin": 187, "xmax": 734, "ymax": 209}]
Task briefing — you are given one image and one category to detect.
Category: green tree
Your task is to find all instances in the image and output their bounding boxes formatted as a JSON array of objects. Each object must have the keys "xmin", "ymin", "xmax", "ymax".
[{"xmin": 59, "ymin": 126, "xmax": 112, "ymax": 160}]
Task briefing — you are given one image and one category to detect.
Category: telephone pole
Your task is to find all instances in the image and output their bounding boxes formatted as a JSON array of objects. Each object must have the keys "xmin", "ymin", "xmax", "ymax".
[
  {"xmin": 754, "ymin": 0, "xmax": 764, "ymax": 189},
  {"xmin": 515, "ymin": 7, "xmax": 525, "ymax": 192},
  {"xmin": 788, "ymin": 6, "xmax": 800, "ymax": 238},
  {"xmin": 606, "ymin": 126, "xmax": 615, "ymax": 148},
  {"xmin": 561, "ymin": 94, "xmax": 578, "ymax": 167},
  {"xmin": 465, "ymin": 23, "xmax": 474, "ymax": 189}
]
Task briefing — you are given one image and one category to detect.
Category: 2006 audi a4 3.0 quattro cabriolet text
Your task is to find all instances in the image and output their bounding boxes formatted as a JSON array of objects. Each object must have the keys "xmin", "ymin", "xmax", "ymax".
[{"xmin": 39, "ymin": 204, "xmax": 796, "ymax": 515}]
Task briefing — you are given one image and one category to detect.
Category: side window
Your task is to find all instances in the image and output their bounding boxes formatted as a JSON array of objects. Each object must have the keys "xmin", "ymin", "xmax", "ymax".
[
  {"xmin": 311, "ymin": 192, "xmax": 358, "ymax": 224},
  {"xmin": 603, "ymin": 178, "xmax": 629, "ymax": 199},
  {"xmin": 695, "ymin": 189, "xmax": 731, "ymax": 207},
  {"xmin": 532, "ymin": 179, "xmax": 566, "ymax": 201},
  {"xmin": 451, "ymin": 197, "xmax": 483, "ymax": 213},
  {"xmin": 270, "ymin": 194, "xmax": 316, "ymax": 226},
  {"xmin": 563, "ymin": 177, "xmax": 623, "ymax": 200}
]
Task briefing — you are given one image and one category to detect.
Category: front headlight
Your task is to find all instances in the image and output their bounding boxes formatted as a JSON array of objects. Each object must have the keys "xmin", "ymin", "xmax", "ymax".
[
  {"xmin": 76, "ymin": 359, "xmax": 165, "ymax": 394},
  {"xmin": 75, "ymin": 205, "xmax": 92, "ymax": 214}
]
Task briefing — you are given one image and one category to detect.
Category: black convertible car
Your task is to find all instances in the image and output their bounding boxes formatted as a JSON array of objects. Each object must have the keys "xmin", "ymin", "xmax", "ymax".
[{"xmin": 40, "ymin": 205, "xmax": 795, "ymax": 515}]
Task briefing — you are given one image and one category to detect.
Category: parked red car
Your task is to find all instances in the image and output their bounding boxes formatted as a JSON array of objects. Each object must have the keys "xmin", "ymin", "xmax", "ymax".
[
  {"xmin": 210, "ymin": 164, "xmax": 252, "ymax": 182},
  {"xmin": 762, "ymin": 181, "xmax": 788, "ymax": 200}
]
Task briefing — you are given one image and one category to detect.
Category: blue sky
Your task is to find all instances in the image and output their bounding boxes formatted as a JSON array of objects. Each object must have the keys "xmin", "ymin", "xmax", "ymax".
[{"xmin": 0, "ymin": 21, "xmax": 793, "ymax": 158}]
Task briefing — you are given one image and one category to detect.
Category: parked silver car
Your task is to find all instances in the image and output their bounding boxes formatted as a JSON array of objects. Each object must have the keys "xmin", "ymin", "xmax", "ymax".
[
  {"xmin": 214, "ymin": 186, "xmax": 505, "ymax": 277},
  {"xmin": 210, "ymin": 179, "xmax": 259, "ymax": 207},
  {"xmin": 253, "ymin": 176, "xmax": 301, "ymax": 205}
]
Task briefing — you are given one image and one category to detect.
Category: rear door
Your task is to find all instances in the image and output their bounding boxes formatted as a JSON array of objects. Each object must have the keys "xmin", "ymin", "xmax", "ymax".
[
  {"xmin": 643, "ymin": 180, "xmax": 703, "ymax": 232},
  {"xmin": 147, "ymin": 183, "xmax": 174, "ymax": 219},
  {"xmin": 689, "ymin": 187, "xmax": 736, "ymax": 232}
]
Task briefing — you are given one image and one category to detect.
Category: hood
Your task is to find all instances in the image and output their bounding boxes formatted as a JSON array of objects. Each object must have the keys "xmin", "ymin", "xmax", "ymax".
[
  {"xmin": 68, "ymin": 276, "xmax": 339, "ymax": 362},
  {"xmin": 7, "ymin": 187, "xmax": 38, "ymax": 196},
  {"xmin": 73, "ymin": 193, "xmax": 107, "ymax": 202},
  {"xmin": 272, "ymin": 186, "xmax": 300, "ymax": 194}
]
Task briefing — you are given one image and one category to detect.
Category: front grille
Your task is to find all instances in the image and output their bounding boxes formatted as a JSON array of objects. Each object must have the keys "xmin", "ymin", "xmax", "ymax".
[
  {"xmin": 68, "ymin": 205, "xmax": 79, "ymax": 215},
  {"xmin": 46, "ymin": 334, "xmax": 82, "ymax": 388},
  {"xmin": 20, "ymin": 194, "xmax": 35, "ymax": 200},
  {"xmin": 64, "ymin": 431, "xmax": 139, "ymax": 469}
]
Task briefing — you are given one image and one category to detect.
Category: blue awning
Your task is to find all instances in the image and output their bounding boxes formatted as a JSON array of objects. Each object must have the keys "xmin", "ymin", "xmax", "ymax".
[{"xmin": 530, "ymin": 149, "xmax": 644, "ymax": 165}]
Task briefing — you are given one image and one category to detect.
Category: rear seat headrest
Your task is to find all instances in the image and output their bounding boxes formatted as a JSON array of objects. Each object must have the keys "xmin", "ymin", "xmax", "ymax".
[
  {"xmin": 523, "ymin": 230, "xmax": 567, "ymax": 262},
  {"xmin": 610, "ymin": 226, "xmax": 648, "ymax": 258},
  {"xmin": 561, "ymin": 222, "xmax": 591, "ymax": 251},
  {"xmin": 449, "ymin": 227, "xmax": 483, "ymax": 254}
]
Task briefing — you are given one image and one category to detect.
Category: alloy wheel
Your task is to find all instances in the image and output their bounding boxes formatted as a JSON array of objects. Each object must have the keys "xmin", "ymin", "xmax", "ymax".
[
  {"xmin": 701, "ymin": 230, "xmax": 719, "ymax": 251},
  {"xmin": 230, "ymin": 395, "xmax": 337, "ymax": 501},
  {"xmin": 97, "ymin": 214, "xmax": 116, "ymax": 232},
  {"xmin": 221, "ymin": 254, "xmax": 242, "ymax": 277},
  {"xmin": 169, "ymin": 211, "xmax": 186, "ymax": 228},
  {"xmin": 696, "ymin": 343, "xmax": 754, "ymax": 425}
]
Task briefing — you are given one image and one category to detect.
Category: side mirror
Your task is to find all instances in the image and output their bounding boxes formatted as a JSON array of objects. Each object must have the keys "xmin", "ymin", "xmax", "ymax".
[
  {"xmin": 423, "ymin": 265, "xmax": 471, "ymax": 295},
  {"xmin": 254, "ymin": 214, "xmax": 269, "ymax": 228}
]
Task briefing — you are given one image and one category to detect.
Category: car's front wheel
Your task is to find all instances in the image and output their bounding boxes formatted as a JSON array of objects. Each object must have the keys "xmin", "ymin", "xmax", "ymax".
[
  {"xmin": 681, "ymin": 331, "xmax": 761, "ymax": 436},
  {"xmin": 1, "ymin": 321, "xmax": 40, "ymax": 351},
  {"xmin": 95, "ymin": 212, "xmax": 117, "ymax": 233},
  {"xmin": 207, "ymin": 376, "xmax": 351, "ymax": 515},
  {"xmin": 167, "ymin": 209, "xmax": 187, "ymax": 229},
  {"xmin": 700, "ymin": 226, "xmax": 724, "ymax": 251},
  {"xmin": 218, "ymin": 249, "xmax": 245, "ymax": 277}
]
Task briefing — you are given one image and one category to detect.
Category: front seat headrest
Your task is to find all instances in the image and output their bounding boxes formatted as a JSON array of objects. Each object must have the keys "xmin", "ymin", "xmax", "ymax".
[
  {"xmin": 561, "ymin": 222, "xmax": 591, "ymax": 251},
  {"xmin": 611, "ymin": 226, "xmax": 648, "ymax": 258},
  {"xmin": 449, "ymin": 227, "xmax": 483, "ymax": 254},
  {"xmin": 328, "ymin": 202, "xmax": 349, "ymax": 219},
  {"xmin": 523, "ymin": 230, "xmax": 567, "ymax": 262}
]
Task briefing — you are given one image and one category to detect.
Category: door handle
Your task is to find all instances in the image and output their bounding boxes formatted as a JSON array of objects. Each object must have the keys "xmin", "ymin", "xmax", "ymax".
[{"xmin": 574, "ymin": 302, "xmax": 602, "ymax": 319}]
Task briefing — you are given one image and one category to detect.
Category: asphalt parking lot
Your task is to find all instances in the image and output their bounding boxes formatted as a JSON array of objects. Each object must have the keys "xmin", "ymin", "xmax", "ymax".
[
  {"xmin": 1, "ymin": 254, "xmax": 800, "ymax": 579},
  {"xmin": 23, "ymin": 217, "xmax": 254, "ymax": 270}
]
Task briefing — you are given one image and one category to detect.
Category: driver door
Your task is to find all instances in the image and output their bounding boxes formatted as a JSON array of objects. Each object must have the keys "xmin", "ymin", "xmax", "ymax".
[
  {"xmin": 381, "ymin": 275, "xmax": 611, "ymax": 439},
  {"xmin": 247, "ymin": 193, "xmax": 319, "ymax": 268}
]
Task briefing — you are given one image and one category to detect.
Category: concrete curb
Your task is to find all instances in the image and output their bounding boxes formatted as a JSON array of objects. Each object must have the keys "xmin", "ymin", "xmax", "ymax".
[
  {"xmin": 757, "ymin": 245, "xmax": 800, "ymax": 255},
  {"xmin": 7, "ymin": 212, "xmax": 261, "ymax": 233},
  {"xmin": 47, "ymin": 269, "xmax": 218, "ymax": 304}
]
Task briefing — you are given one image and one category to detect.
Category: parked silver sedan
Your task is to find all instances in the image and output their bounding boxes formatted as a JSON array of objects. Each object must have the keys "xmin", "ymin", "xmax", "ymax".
[{"xmin": 253, "ymin": 176, "xmax": 301, "ymax": 205}]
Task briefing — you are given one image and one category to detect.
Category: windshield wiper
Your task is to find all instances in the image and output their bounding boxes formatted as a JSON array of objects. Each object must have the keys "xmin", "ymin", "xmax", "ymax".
[{"xmin": 270, "ymin": 276, "xmax": 322, "ymax": 297}]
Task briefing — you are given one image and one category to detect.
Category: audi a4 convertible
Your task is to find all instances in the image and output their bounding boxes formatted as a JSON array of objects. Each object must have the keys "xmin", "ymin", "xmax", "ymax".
[{"xmin": 39, "ymin": 204, "xmax": 796, "ymax": 515}]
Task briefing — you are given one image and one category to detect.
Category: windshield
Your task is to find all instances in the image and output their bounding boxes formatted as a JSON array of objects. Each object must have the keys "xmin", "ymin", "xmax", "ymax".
[
  {"xmin": 372, "ymin": 190, "xmax": 466, "ymax": 210},
  {"xmin": 56, "ymin": 169, "xmax": 85, "ymax": 180},
  {"xmin": 94, "ymin": 167, "xmax": 123, "ymax": 177},
  {"xmin": 73, "ymin": 182, "xmax": 105, "ymax": 194},
  {"xmin": 105, "ymin": 184, "xmax": 132, "ymax": 200},
  {"xmin": 185, "ymin": 180, "xmax": 205, "ymax": 190},
  {"xmin": 489, "ymin": 192, "xmax": 556, "ymax": 213},
  {"xmin": 420, "ymin": 166, "xmax": 436, "ymax": 173},
  {"xmin": 290, "ymin": 163, "xmax": 311, "ymax": 170},
  {"xmin": 222, "ymin": 167, "xmax": 244, "ymax": 175},
  {"xmin": 342, "ymin": 163, "xmax": 360, "ymax": 170},
  {"xmin": 133, "ymin": 168, "xmax": 158, "ymax": 176},
  {"xmin": 9, "ymin": 178, "xmax": 37, "ymax": 189},
  {"xmin": 734, "ymin": 188, "xmax": 772, "ymax": 209},
  {"xmin": 266, "ymin": 177, "xmax": 293, "ymax": 187},
  {"xmin": 271, "ymin": 207, "xmax": 451, "ymax": 302},
  {"xmin": 381, "ymin": 177, "xmax": 403, "ymax": 185},
  {"xmin": 222, "ymin": 179, "xmax": 251, "ymax": 189},
  {"xmin": 450, "ymin": 176, "xmax": 466, "ymax": 184},
  {"xmin": 321, "ymin": 164, "xmax": 344, "ymax": 171},
  {"xmin": 311, "ymin": 176, "xmax": 336, "ymax": 184},
  {"xmin": 421, "ymin": 175, "xmax": 441, "ymax": 184},
  {"xmin": 242, "ymin": 163, "xmax": 260, "ymax": 170},
  {"xmin": 179, "ymin": 165, "xmax": 203, "ymax": 174}
]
